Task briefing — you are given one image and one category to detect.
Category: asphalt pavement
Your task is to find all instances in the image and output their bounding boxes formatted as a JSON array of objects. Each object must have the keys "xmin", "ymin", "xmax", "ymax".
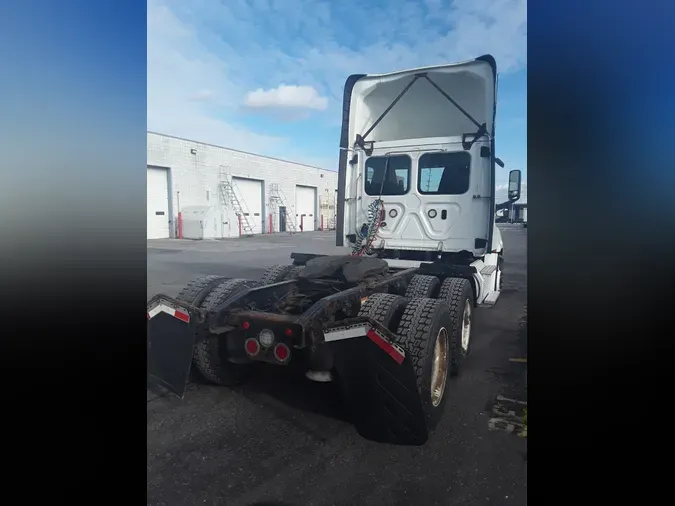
[{"xmin": 147, "ymin": 226, "xmax": 528, "ymax": 506}]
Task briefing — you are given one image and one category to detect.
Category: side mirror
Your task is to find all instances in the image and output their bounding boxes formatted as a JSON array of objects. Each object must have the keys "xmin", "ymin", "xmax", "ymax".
[
  {"xmin": 508, "ymin": 169, "xmax": 521, "ymax": 201},
  {"xmin": 495, "ymin": 157, "xmax": 505, "ymax": 168}
]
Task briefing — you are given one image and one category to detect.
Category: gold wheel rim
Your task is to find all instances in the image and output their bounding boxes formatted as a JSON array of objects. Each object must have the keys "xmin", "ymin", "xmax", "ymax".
[{"xmin": 431, "ymin": 327, "xmax": 449, "ymax": 407}]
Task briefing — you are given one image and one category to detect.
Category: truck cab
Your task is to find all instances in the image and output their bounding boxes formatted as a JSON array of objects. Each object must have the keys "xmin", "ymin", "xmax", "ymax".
[{"xmin": 337, "ymin": 55, "xmax": 519, "ymax": 265}]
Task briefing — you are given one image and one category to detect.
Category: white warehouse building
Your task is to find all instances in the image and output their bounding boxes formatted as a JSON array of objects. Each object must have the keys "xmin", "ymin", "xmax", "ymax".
[{"xmin": 147, "ymin": 132, "xmax": 339, "ymax": 240}]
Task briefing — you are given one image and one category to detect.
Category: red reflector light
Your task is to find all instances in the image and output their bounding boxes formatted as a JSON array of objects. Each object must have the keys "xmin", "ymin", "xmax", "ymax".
[
  {"xmin": 241, "ymin": 321, "xmax": 250, "ymax": 330},
  {"xmin": 284, "ymin": 328, "xmax": 293, "ymax": 337},
  {"xmin": 245, "ymin": 338, "xmax": 260, "ymax": 356},
  {"xmin": 366, "ymin": 329, "xmax": 405, "ymax": 365},
  {"xmin": 273, "ymin": 343, "xmax": 290, "ymax": 363},
  {"xmin": 174, "ymin": 310, "xmax": 190, "ymax": 323}
]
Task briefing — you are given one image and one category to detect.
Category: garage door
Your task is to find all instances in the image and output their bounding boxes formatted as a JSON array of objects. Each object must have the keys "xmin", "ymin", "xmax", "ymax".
[
  {"xmin": 147, "ymin": 167, "xmax": 170, "ymax": 239},
  {"xmin": 296, "ymin": 185, "xmax": 317, "ymax": 232},
  {"xmin": 233, "ymin": 177, "xmax": 263, "ymax": 234}
]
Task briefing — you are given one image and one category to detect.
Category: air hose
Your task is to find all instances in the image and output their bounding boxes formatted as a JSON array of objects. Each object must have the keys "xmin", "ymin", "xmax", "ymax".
[{"xmin": 351, "ymin": 199, "xmax": 385, "ymax": 256}]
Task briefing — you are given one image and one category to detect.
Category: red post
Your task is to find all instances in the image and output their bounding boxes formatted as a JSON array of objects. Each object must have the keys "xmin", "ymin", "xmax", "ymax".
[
  {"xmin": 300, "ymin": 215, "xmax": 304, "ymax": 232},
  {"xmin": 238, "ymin": 215, "xmax": 242, "ymax": 236},
  {"xmin": 177, "ymin": 212, "xmax": 183, "ymax": 239},
  {"xmin": 320, "ymin": 215, "xmax": 324, "ymax": 231},
  {"xmin": 269, "ymin": 214, "xmax": 273, "ymax": 234}
]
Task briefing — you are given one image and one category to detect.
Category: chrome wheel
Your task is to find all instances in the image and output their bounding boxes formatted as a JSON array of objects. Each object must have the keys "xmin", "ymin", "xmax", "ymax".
[
  {"xmin": 430, "ymin": 327, "xmax": 449, "ymax": 407},
  {"xmin": 461, "ymin": 301, "xmax": 472, "ymax": 352}
]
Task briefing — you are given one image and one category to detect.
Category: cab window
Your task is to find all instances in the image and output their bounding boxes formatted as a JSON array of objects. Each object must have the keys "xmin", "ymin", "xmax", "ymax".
[
  {"xmin": 418, "ymin": 152, "xmax": 471, "ymax": 195},
  {"xmin": 365, "ymin": 155, "xmax": 411, "ymax": 196}
]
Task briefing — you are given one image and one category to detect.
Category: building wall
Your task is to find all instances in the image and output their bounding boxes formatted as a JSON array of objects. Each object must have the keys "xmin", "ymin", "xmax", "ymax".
[
  {"xmin": 147, "ymin": 132, "xmax": 338, "ymax": 238},
  {"xmin": 513, "ymin": 204, "xmax": 527, "ymax": 222}
]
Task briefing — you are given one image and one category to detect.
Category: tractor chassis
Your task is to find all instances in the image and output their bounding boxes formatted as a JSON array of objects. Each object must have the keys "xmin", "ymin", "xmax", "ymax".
[{"xmin": 147, "ymin": 254, "xmax": 481, "ymax": 445}]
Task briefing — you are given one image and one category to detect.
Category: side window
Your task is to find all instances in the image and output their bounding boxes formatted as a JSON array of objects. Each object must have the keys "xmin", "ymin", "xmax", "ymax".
[
  {"xmin": 364, "ymin": 155, "xmax": 411, "ymax": 196},
  {"xmin": 418, "ymin": 152, "xmax": 471, "ymax": 195}
]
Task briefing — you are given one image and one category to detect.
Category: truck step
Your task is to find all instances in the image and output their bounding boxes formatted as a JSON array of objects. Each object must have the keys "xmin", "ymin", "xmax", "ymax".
[
  {"xmin": 480, "ymin": 290, "xmax": 500, "ymax": 307},
  {"xmin": 480, "ymin": 264, "xmax": 497, "ymax": 276}
]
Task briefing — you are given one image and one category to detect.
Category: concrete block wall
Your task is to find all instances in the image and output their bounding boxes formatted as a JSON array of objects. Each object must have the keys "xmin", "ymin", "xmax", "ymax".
[{"xmin": 147, "ymin": 132, "xmax": 338, "ymax": 237}]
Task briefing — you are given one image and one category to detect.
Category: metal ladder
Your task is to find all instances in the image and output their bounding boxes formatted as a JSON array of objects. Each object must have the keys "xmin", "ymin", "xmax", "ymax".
[
  {"xmin": 319, "ymin": 192, "xmax": 333, "ymax": 230},
  {"xmin": 268, "ymin": 183, "xmax": 297, "ymax": 234},
  {"xmin": 328, "ymin": 190, "xmax": 337, "ymax": 230},
  {"xmin": 218, "ymin": 166, "xmax": 255, "ymax": 236}
]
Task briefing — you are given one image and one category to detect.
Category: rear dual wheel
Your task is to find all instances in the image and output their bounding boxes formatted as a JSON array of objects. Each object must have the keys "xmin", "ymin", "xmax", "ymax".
[
  {"xmin": 175, "ymin": 265, "xmax": 303, "ymax": 387},
  {"xmin": 192, "ymin": 278, "xmax": 256, "ymax": 386},
  {"xmin": 396, "ymin": 297, "xmax": 454, "ymax": 430},
  {"xmin": 175, "ymin": 275, "xmax": 255, "ymax": 386},
  {"xmin": 392, "ymin": 276, "xmax": 475, "ymax": 430},
  {"xmin": 357, "ymin": 293, "xmax": 452, "ymax": 427},
  {"xmin": 438, "ymin": 277, "xmax": 474, "ymax": 375},
  {"xmin": 404, "ymin": 274, "xmax": 474, "ymax": 372}
]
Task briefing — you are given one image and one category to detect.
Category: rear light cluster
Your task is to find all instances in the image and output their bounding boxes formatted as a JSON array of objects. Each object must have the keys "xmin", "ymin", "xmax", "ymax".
[
  {"xmin": 240, "ymin": 321, "xmax": 292, "ymax": 334},
  {"xmin": 240, "ymin": 322, "xmax": 293, "ymax": 363}
]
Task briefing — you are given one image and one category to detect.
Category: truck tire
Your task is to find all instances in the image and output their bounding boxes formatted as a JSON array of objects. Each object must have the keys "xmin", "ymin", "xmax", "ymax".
[
  {"xmin": 405, "ymin": 274, "xmax": 440, "ymax": 298},
  {"xmin": 438, "ymin": 277, "xmax": 474, "ymax": 375},
  {"xmin": 358, "ymin": 293, "xmax": 408, "ymax": 331},
  {"xmin": 258, "ymin": 264, "xmax": 294, "ymax": 286},
  {"xmin": 283, "ymin": 265, "xmax": 305, "ymax": 280},
  {"xmin": 192, "ymin": 278, "xmax": 254, "ymax": 386},
  {"xmin": 174, "ymin": 275, "xmax": 231, "ymax": 383},
  {"xmin": 395, "ymin": 298, "xmax": 454, "ymax": 430},
  {"xmin": 175, "ymin": 275, "xmax": 229, "ymax": 306}
]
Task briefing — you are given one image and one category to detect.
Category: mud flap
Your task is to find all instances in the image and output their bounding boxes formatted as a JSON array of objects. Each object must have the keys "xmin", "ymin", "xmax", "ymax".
[
  {"xmin": 328, "ymin": 321, "xmax": 429, "ymax": 445},
  {"xmin": 147, "ymin": 296, "xmax": 204, "ymax": 399}
]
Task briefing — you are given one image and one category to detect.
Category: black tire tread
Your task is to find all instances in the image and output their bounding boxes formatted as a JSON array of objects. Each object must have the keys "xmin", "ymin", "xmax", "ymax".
[
  {"xmin": 174, "ymin": 275, "xmax": 230, "ymax": 383},
  {"xmin": 405, "ymin": 274, "xmax": 440, "ymax": 299},
  {"xmin": 258, "ymin": 264, "xmax": 294, "ymax": 286},
  {"xmin": 192, "ymin": 278, "xmax": 253, "ymax": 385},
  {"xmin": 438, "ymin": 277, "xmax": 473, "ymax": 375},
  {"xmin": 357, "ymin": 293, "xmax": 408, "ymax": 331},
  {"xmin": 283, "ymin": 265, "xmax": 305, "ymax": 280},
  {"xmin": 395, "ymin": 298, "xmax": 447, "ymax": 393},
  {"xmin": 175, "ymin": 275, "xmax": 229, "ymax": 305}
]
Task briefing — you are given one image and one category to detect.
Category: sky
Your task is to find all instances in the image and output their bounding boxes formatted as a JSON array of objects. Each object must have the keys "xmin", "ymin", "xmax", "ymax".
[{"xmin": 147, "ymin": 0, "xmax": 527, "ymax": 203}]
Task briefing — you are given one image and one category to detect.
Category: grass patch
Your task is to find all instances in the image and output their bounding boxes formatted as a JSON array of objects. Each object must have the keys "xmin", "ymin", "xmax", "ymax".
[{"xmin": 519, "ymin": 407, "xmax": 528, "ymax": 438}]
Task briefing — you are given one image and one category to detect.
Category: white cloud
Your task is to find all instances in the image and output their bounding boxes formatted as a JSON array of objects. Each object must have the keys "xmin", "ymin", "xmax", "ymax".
[{"xmin": 244, "ymin": 84, "xmax": 328, "ymax": 111}]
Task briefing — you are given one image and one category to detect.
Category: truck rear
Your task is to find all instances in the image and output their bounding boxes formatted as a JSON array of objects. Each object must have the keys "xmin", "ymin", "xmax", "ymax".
[{"xmin": 148, "ymin": 54, "xmax": 520, "ymax": 445}]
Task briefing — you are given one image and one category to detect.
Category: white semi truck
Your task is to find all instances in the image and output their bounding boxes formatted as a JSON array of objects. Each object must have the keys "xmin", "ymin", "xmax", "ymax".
[{"xmin": 147, "ymin": 54, "xmax": 522, "ymax": 445}]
